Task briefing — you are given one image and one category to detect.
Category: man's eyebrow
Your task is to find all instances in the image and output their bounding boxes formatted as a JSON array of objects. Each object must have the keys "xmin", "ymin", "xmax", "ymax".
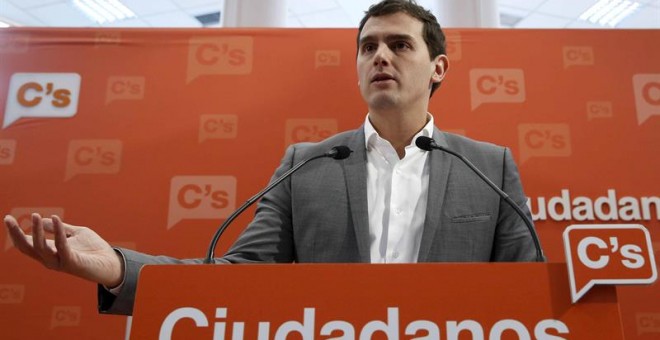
[
  {"xmin": 358, "ymin": 33, "xmax": 416, "ymax": 46},
  {"xmin": 358, "ymin": 35, "xmax": 376, "ymax": 46},
  {"xmin": 385, "ymin": 34, "xmax": 415, "ymax": 42}
]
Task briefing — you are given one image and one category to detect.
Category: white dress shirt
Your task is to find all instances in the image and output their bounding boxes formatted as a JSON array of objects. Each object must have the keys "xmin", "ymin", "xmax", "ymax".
[{"xmin": 364, "ymin": 114, "xmax": 432, "ymax": 263}]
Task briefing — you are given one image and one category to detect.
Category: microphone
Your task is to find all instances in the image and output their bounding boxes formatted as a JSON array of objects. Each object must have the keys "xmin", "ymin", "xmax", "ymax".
[
  {"xmin": 203, "ymin": 145, "xmax": 353, "ymax": 264},
  {"xmin": 415, "ymin": 136, "xmax": 545, "ymax": 262}
]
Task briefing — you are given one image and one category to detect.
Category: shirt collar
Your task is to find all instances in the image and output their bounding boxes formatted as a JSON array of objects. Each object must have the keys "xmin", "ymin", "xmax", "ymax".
[{"xmin": 364, "ymin": 113, "xmax": 435, "ymax": 150}]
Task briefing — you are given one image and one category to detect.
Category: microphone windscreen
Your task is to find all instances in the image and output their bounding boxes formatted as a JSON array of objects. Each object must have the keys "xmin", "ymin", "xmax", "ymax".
[
  {"xmin": 330, "ymin": 146, "xmax": 352, "ymax": 160},
  {"xmin": 415, "ymin": 136, "xmax": 434, "ymax": 151}
]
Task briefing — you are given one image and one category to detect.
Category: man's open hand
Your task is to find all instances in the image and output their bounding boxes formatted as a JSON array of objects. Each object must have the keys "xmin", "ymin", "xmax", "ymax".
[{"xmin": 4, "ymin": 213, "xmax": 124, "ymax": 288}]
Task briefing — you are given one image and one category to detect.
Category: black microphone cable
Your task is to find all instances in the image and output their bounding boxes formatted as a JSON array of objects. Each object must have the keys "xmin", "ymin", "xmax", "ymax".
[
  {"xmin": 416, "ymin": 136, "xmax": 545, "ymax": 262},
  {"xmin": 203, "ymin": 146, "xmax": 353, "ymax": 264}
]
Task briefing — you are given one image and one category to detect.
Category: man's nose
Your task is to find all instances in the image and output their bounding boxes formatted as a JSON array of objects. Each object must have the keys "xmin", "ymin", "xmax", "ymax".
[{"xmin": 373, "ymin": 45, "xmax": 391, "ymax": 66}]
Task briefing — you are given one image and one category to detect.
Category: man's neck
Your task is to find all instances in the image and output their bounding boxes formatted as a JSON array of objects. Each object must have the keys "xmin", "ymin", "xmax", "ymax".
[{"xmin": 368, "ymin": 108, "xmax": 429, "ymax": 159}]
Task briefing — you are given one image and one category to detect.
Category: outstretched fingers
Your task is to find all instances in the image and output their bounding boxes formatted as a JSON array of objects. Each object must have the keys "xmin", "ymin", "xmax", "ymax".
[
  {"xmin": 31, "ymin": 214, "xmax": 49, "ymax": 254},
  {"xmin": 52, "ymin": 215, "xmax": 73, "ymax": 263},
  {"xmin": 4, "ymin": 215, "xmax": 41, "ymax": 262},
  {"xmin": 29, "ymin": 214, "xmax": 60, "ymax": 269}
]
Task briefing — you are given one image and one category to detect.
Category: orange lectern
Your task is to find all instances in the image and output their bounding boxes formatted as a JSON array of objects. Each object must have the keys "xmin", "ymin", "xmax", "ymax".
[{"xmin": 130, "ymin": 263, "xmax": 622, "ymax": 339}]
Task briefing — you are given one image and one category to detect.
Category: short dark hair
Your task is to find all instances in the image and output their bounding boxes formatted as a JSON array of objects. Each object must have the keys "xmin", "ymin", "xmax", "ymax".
[{"xmin": 357, "ymin": 0, "xmax": 447, "ymax": 96}]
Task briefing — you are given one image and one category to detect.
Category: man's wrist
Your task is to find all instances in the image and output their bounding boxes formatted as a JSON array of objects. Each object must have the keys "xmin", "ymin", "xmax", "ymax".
[{"xmin": 104, "ymin": 249, "xmax": 126, "ymax": 290}]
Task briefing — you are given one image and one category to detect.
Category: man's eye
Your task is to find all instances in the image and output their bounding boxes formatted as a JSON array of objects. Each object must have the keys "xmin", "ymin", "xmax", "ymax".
[
  {"xmin": 394, "ymin": 42, "xmax": 410, "ymax": 50},
  {"xmin": 362, "ymin": 44, "xmax": 376, "ymax": 53}
]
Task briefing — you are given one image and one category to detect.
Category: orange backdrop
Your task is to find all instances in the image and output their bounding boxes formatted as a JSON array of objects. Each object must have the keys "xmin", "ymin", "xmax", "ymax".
[{"xmin": 0, "ymin": 28, "xmax": 658, "ymax": 339}]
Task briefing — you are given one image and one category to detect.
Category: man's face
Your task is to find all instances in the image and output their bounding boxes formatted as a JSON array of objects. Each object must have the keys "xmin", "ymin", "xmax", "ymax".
[{"xmin": 357, "ymin": 12, "xmax": 445, "ymax": 112}]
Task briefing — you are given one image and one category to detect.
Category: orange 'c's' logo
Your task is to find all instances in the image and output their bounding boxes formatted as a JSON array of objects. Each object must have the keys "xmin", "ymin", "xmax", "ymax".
[
  {"xmin": 0, "ymin": 140, "xmax": 17, "ymax": 165},
  {"xmin": 563, "ymin": 46, "xmax": 594, "ymax": 68},
  {"xmin": 3, "ymin": 73, "xmax": 81, "ymax": 128},
  {"xmin": 469, "ymin": 69, "xmax": 525, "ymax": 110},
  {"xmin": 65, "ymin": 140, "xmax": 122, "ymax": 181},
  {"xmin": 564, "ymin": 224, "xmax": 657, "ymax": 302},
  {"xmin": 187, "ymin": 36, "xmax": 254, "ymax": 83},
  {"xmin": 199, "ymin": 114, "xmax": 238, "ymax": 143},
  {"xmin": 284, "ymin": 119, "xmax": 338, "ymax": 146},
  {"xmin": 633, "ymin": 74, "xmax": 660, "ymax": 125},
  {"xmin": 106, "ymin": 76, "xmax": 146, "ymax": 104},
  {"xmin": 167, "ymin": 176, "xmax": 237, "ymax": 229},
  {"xmin": 517, "ymin": 124, "xmax": 571, "ymax": 164},
  {"xmin": 51, "ymin": 306, "xmax": 81, "ymax": 328},
  {"xmin": 0, "ymin": 285, "xmax": 25, "ymax": 304}
]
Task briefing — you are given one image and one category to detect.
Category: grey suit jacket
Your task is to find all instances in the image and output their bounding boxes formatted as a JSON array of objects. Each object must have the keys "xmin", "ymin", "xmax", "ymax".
[{"xmin": 99, "ymin": 126, "xmax": 539, "ymax": 315}]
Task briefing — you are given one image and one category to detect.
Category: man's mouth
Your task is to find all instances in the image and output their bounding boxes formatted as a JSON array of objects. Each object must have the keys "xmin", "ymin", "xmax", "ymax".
[{"xmin": 371, "ymin": 73, "xmax": 395, "ymax": 83}]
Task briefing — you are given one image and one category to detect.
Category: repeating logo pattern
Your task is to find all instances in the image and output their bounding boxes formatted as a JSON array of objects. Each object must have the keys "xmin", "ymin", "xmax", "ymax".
[
  {"xmin": 3, "ymin": 73, "xmax": 81, "ymax": 128},
  {"xmin": 633, "ymin": 74, "xmax": 660, "ymax": 125},
  {"xmin": 637, "ymin": 313, "xmax": 660, "ymax": 335},
  {"xmin": 0, "ymin": 284, "xmax": 25, "ymax": 304},
  {"xmin": 284, "ymin": 119, "xmax": 338, "ymax": 146},
  {"xmin": 0, "ymin": 28, "xmax": 658, "ymax": 340},
  {"xmin": 51, "ymin": 306, "xmax": 81, "ymax": 328},
  {"xmin": 187, "ymin": 36, "xmax": 254, "ymax": 83},
  {"xmin": 563, "ymin": 46, "xmax": 595, "ymax": 68},
  {"xmin": 445, "ymin": 31, "xmax": 462, "ymax": 62},
  {"xmin": 315, "ymin": 50, "xmax": 340, "ymax": 68},
  {"xmin": 0, "ymin": 139, "xmax": 16, "ymax": 165},
  {"xmin": 564, "ymin": 225, "xmax": 657, "ymax": 303},
  {"xmin": 586, "ymin": 101, "xmax": 613, "ymax": 120},
  {"xmin": 517, "ymin": 124, "xmax": 571, "ymax": 164},
  {"xmin": 167, "ymin": 176, "xmax": 237, "ymax": 229},
  {"xmin": 199, "ymin": 114, "xmax": 238, "ymax": 143},
  {"xmin": 106, "ymin": 76, "xmax": 145, "ymax": 104},
  {"xmin": 65, "ymin": 140, "xmax": 122, "ymax": 181},
  {"xmin": 469, "ymin": 69, "xmax": 525, "ymax": 110}
]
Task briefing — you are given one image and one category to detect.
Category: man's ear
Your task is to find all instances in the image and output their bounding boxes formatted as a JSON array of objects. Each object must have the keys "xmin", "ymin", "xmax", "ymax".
[{"xmin": 431, "ymin": 54, "xmax": 449, "ymax": 84}]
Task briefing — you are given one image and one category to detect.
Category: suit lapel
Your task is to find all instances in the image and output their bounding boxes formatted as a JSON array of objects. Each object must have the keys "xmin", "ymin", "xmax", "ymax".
[
  {"xmin": 343, "ymin": 128, "xmax": 371, "ymax": 263},
  {"xmin": 417, "ymin": 128, "xmax": 452, "ymax": 262}
]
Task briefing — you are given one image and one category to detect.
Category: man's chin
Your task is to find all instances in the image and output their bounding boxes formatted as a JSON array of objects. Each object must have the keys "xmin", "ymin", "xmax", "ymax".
[{"xmin": 367, "ymin": 94, "xmax": 398, "ymax": 110}]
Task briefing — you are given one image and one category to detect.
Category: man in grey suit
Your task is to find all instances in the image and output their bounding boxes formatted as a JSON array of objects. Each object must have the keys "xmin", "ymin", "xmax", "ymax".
[{"xmin": 4, "ymin": 0, "xmax": 540, "ymax": 316}]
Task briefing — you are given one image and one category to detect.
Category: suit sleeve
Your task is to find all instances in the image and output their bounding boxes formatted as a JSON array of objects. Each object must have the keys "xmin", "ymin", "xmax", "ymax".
[
  {"xmin": 97, "ymin": 248, "xmax": 208, "ymax": 315},
  {"xmin": 98, "ymin": 145, "xmax": 299, "ymax": 315},
  {"xmin": 491, "ymin": 147, "xmax": 542, "ymax": 262}
]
